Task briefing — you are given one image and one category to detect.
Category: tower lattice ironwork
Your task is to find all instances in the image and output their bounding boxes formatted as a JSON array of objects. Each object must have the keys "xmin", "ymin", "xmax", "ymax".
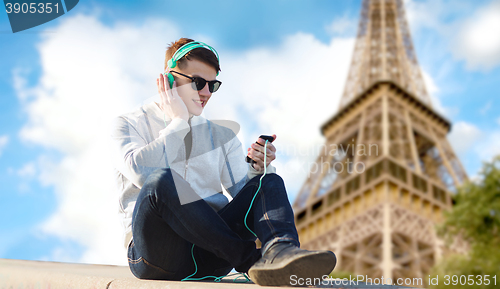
[
  {"xmin": 293, "ymin": 0, "xmax": 468, "ymax": 282},
  {"xmin": 340, "ymin": 0, "xmax": 431, "ymax": 109}
]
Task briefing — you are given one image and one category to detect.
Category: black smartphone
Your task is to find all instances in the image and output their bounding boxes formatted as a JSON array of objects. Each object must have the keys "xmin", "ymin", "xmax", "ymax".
[{"xmin": 246, "ymin": 135, "xmax": 275, "ymax": 164}]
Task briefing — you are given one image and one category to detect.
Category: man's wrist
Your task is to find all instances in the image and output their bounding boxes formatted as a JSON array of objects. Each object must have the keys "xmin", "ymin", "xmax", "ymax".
[{"xmin": 251, "ymin": 162, "xmax": 263, "ymax": 172}]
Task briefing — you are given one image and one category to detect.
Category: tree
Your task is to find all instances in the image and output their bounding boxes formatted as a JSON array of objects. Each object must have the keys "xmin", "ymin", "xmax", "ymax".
[{"xmin": 429, "ymin": 156, "xmax": 500, "ymax": 289}]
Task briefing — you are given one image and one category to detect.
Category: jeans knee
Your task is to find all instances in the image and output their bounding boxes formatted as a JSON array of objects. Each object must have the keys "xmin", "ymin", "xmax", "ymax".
[
  {"xmin": 261, "ymin": 173, "xmax": 284, "ymax": 188},
  {"xmin": 142, "ymin": 168, "xmax": 179, "ymax": 201}
]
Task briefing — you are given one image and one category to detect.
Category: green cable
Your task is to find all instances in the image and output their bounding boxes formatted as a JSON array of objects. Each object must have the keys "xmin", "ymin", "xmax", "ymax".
[
  {"xmin": 244, "ymin": 140, "xmax": 268, "ymax": 238},
  {"xmin": 181, "ymin": 140, "xmax": 269, "ymax": 282}
]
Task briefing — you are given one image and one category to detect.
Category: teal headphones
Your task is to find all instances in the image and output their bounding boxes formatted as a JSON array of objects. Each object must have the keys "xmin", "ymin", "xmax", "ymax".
[{"xmin": 165, "ymin": 41, "xmax": 220, "ymax": 89}]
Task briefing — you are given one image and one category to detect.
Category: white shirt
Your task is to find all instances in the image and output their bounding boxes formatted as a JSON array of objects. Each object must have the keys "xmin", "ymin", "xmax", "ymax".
[{"xmin": 110, "ymin": 102, "xmax": 276, "ymax": 248}]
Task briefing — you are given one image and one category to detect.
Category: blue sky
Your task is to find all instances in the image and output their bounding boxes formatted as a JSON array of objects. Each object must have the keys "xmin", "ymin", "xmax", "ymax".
[{"xmin": 1, "ymin": 0, "xmax": 499, "ymax": 266}]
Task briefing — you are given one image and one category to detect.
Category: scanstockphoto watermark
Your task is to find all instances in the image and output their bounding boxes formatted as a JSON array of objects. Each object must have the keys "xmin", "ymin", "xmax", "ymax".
[{"xmin": 289, "ymin": 274, "xmax": 424, "ymax": 287}]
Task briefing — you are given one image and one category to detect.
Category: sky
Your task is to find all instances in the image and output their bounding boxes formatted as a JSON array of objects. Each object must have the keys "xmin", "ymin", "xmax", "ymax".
[{"xmin": 0, "ymin": 0, "xmax": 499, "ymax": 266}]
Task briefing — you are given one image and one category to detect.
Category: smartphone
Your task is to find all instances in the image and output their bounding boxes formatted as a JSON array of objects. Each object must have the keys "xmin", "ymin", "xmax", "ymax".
[{"xmin": 246, "ymin": 135, "xmax": 275, "ymax": 164}]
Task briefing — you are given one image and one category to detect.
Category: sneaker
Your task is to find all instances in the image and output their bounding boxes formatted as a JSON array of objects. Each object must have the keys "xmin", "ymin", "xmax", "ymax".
[{"xmin": 248, "ymin": 242, "xmax": 336, "ymax": 286}]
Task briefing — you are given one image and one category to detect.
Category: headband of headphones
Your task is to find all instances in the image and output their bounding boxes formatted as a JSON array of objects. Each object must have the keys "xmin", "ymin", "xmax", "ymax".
[{"xmin": 167, "ymin": 41, "xmax": 220, "ymax": 76}]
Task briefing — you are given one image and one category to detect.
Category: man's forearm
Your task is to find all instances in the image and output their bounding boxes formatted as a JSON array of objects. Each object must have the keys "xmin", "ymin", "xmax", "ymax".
[{"xmin": 112, "ymin": 116, "xmax": 190, "ymax": 188}]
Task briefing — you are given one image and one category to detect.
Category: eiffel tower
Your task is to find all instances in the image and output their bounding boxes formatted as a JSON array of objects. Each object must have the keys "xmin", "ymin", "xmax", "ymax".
[{"xmin": 292, "ymin": 0, "xmax": 468, "ymax": 281}]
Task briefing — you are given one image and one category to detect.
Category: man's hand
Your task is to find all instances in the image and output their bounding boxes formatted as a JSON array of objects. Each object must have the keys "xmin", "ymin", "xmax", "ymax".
[
  {"xmin": 247, "ymin": 134, "xmax": 277, "ymax": 171},
  {"xmin": 157, "ymin": 73, "xmax": 189, "ymax": 122}
]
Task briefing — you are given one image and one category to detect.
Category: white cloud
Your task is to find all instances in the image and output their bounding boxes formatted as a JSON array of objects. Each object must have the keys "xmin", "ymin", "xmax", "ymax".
[
  {"xmin": 476, "ymin": 131, "xmax": 500, "ymax": 161},
  {"xmin": 497, "ymin": 117, "xmax": 500, "ymax": 126},
  {"xmin": 404, "ymin": 0, "xmax": 473, "ymax": 36},
  {"xmin": 448, "ymin": 121, "xmax": 482, "ymax": 157},
  {"xmin": 452, "ymin": 1, "xmax": 500, "ymax": 71},
  {"xmin": 404, "ymin": 0, "xmax": 447, "ymax": 34},
  {"xmin": 421, "ymin": 70, "xmax": 443, "ymax": 113},
  {"xmin": 403, "ymin": 0, "xmax": 465, "ymax": 119},
  {"xmin": 447, "ymin": 121, "xmax": 500, "ymax": 175},
  {"xmin": 420, "ymin": 69, "xmax": 459, "ymax": 118},
  {"xmin": 325, "ymin": 15, "xmax": 357, "ymax": 36},
  {"xmin": 0, "ymin": 135, "xmax": 9, "ymax": 156},
  {"xmin": 421, "ymin": 70, "xmax": 439, "ymax": 98},
  {"xmin": 16, "ymin": 162, "xmax": 37, "ymax": 194},
  {"xmin": 17, "ymin": 162, "xmax": 36, "ymax": 178},
  {"xmin": 16, "ymin": 13, "xmax": 180, "ymax": 265}
]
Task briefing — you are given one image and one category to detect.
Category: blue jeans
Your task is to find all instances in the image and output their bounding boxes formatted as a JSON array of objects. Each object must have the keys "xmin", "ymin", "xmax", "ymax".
[{"xmin": 127, "ymin": 168, "xmax": 299, "ymax": 280}]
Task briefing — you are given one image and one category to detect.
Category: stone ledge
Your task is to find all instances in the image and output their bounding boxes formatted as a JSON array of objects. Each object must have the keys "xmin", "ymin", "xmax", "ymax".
[
  {"xmin": 1, "ymin": 258, "xmax": 253, "ymax": 289},
  {"xmin": 0, "ymin": 258, "xmax": 419, "ymax": 288}
]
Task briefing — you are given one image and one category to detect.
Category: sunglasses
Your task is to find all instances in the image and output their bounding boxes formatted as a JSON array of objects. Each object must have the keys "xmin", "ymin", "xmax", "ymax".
[{"xmin": 169, "ymin": 70, "xmax": 222, "ymax": 93}]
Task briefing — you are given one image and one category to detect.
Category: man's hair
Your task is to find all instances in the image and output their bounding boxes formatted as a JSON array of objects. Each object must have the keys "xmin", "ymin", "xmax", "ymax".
[{"xmin": 164, "ymin": 38, "xmax": 220, "ymax": 74}]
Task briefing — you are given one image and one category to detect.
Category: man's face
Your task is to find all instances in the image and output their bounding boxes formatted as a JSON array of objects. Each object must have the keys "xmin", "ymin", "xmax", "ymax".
[{"xmin": 170, "ymin": 59, "xmax": 218, "ymax": 117}]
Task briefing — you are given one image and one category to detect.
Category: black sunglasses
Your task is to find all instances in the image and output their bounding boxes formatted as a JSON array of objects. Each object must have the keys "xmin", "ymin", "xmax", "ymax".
[{"xmin": 170, "ymin": 71, "xmax": 222, "ymax": 93}]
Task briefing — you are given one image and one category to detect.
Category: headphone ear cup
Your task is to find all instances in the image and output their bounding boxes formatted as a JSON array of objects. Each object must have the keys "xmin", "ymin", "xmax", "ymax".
[
  {"xmin": 167, "ymin": 59, "xmax": 176, "ymax": 69},
  {"xmin": 167, "ymin": 73, "xmax": 175, "ymax": 89}
]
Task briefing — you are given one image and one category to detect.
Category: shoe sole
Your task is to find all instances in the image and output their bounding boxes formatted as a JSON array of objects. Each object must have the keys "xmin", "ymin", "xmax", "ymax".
[{"xmin": 248, "ymin": 251, "xmax": 336, "ymax": 286}]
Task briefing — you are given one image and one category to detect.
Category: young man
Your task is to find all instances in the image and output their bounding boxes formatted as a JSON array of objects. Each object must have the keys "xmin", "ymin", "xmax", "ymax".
[{"xmin": 111, "ymin": 38, "xmax": 336, "ymax": 286}]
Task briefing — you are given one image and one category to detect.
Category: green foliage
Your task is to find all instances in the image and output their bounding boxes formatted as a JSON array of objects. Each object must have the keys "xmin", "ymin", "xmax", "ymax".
[
  {"xmin": 429, "ymin": 156, "xmax": 500, "ymax": 289},
  {"xmin": 438, "ymin": 156, "xmax": 500, "ymax": 246}
]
